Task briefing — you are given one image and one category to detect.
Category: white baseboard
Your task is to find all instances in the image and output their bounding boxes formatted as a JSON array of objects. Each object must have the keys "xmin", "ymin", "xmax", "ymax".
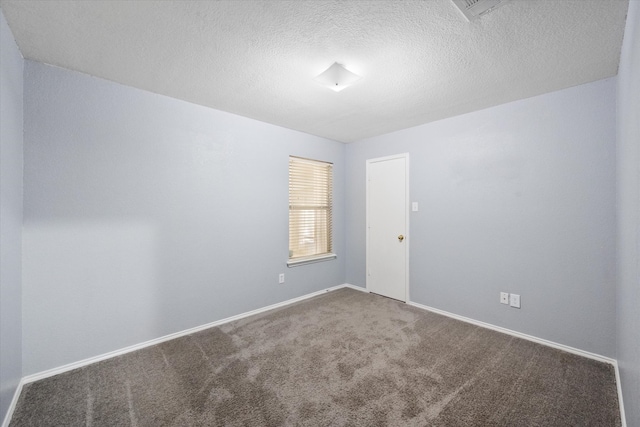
[
  {"xmin": 21, "ymin": 284, "xmax": 353, "ymax": 385},
  {"xmin": 407, "ymin": 301, "xmax": 615, "ymax": 364},
  {"xmin": 0, "ymin": 284, "xmax": 355, "ymax": 427},
  {"xmin": 614, "ymin": 360, "xmax": 627, "ymax": 427},
  {"xmin": 346, "ymin": 286, "xmax": 621, "ymax": 365},
  {"xmin": 1, "ymin": 378, "xmax": 25, "ymax": 427},
  {"xmin": 407, "ymin": 300, "xmax": 626, "ymax": 426},
  {"xmin": 342, "ymin": 283, "xmax": 368, "ymax": 293},
  {"xmin": 4, "ymin": 284, "xmax": 626, "ymax": 426}
]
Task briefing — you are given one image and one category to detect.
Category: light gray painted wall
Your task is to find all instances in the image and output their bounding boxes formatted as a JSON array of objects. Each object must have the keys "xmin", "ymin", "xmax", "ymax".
[
  {"xmin": 346, "ymin": 78, "xmax": 617, "ymax": 358},
  {"xmin": 0, "ymin": 9, "xmax": 23, "ymax": 423},
  {"xmin": 22, "ymin": 61, "xmax": 345, "ymax": 376},
  {"xmin": 616, "ymin": 2, "xmax": 640, "ymax": 425}
]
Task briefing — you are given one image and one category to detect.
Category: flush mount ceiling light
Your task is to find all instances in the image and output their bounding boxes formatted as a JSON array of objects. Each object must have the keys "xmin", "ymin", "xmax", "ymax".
[
  {"xmin": 314, "ymin": 62, "xmax": 361, "ymax": 92},
  {"xmin": 451, "ymin": 0, "xmax": 510, "ymax": 21}
]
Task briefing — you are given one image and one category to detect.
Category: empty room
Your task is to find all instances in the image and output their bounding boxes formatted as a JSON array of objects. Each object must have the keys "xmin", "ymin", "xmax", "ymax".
[{"xmin": 1, "ymin": 0, "xmax": 638, "ymax": 425}]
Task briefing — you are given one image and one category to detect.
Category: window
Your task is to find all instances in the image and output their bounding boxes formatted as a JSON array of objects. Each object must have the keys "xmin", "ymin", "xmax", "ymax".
[{"xmin": 288, "ymin": 156, "xmax": 335, "ymax": 266}]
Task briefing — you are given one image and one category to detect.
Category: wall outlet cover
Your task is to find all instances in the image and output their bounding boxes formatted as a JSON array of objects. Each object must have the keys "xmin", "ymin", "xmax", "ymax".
[{"xmin": 509, "ymin": 293, "xmax": 521, "ymax": 308}]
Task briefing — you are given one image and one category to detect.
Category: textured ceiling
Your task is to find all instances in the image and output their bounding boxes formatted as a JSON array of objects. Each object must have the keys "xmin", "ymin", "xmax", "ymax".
[{"xmin": 0, "ymin": 0, "xmax": 629, "ymax": 143}]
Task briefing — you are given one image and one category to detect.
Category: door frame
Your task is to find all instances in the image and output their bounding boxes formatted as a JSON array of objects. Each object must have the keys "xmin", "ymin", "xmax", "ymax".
[{"xmin": 366, "ymin": 152, "xmax": 410, "ymax": 302}]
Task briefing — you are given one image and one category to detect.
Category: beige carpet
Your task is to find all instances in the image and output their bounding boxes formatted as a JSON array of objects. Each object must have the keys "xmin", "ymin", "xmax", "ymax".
[{"xmin": 10, "ymin": 288, "xmax": 621, "ymax": 426}]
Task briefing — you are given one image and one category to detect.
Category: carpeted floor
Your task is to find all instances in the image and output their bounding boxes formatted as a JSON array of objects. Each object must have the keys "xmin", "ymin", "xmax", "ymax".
[{"xmin": 10, "ymin": 288, "xmax": 621, "ymax": 426}]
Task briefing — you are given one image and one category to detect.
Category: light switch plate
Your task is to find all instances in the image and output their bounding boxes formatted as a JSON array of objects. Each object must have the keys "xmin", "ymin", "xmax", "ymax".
[{"xmin": 412, "ymin": 202, "xmax": 418, "ymax": 212}]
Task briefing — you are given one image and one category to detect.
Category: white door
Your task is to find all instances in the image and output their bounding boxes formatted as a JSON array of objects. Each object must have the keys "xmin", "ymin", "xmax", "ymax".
[{"xmin": 366, "ymin": 153, "xmax": 409, "ymax": 302}]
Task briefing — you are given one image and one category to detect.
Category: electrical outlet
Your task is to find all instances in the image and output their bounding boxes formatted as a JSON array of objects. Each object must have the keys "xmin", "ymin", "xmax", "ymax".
[
  {"xmin": 509, "ymin": 293, "xmax": 521, "ymax": 308},
  {"xmin": 500, "ymin": 292, "xmax": 509, "ymax": 304},
  {"xmin": 278, "ymin": 273, "xmax": 285, "ymax": 284}
]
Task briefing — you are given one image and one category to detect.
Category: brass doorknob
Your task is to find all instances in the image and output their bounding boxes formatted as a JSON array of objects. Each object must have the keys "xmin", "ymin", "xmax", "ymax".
[{"xmin": 398, "ymin": 235, "xmax": 404, "ymax": 242}]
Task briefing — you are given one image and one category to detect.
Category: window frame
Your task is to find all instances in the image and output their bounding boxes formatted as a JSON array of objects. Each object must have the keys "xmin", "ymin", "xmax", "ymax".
[{"xmin": 287, "ymin": 156, "xmax": 336, "ymax": 267}]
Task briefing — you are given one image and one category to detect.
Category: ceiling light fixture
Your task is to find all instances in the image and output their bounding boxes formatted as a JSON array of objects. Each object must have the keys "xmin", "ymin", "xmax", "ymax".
[
  {"xmin": 451, "ymin": 0, "xmax": 510, "ymax": 21},
  {"xmin": 314, "ymin": 62, "xmax": 361, "ymax": 92}
]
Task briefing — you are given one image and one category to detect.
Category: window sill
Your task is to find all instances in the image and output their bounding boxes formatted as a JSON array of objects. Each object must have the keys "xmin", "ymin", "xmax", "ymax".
[{"xmin": 287, "ymin": 253, "xmax": 337, "ymax": 267}]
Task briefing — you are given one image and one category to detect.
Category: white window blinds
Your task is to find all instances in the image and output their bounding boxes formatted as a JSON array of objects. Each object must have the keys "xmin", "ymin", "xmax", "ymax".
[{"xmin": 289, "ymin": 156, "xmax": 333, "ymax": 261}]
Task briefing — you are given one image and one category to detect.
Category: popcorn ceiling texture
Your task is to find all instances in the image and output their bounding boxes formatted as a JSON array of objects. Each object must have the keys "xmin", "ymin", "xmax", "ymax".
[
  {"xmin": 9, "ymin": 289, "xmax": 621, "ymax": 426},
  {"xmin": 0, "ymin": 0, "xmax": 629, "ymax": 142}
]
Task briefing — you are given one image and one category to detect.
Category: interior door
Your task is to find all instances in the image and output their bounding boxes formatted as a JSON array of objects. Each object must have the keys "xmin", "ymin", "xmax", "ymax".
[{"xmin": 366, "ymin": 153, "xmax": 409, "ymax": 302}]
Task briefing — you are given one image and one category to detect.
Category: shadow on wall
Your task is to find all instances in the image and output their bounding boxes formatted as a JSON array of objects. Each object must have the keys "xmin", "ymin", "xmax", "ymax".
[{"xmin": 22, "ymin": 220, "xmax": 160, "ymax": 374}]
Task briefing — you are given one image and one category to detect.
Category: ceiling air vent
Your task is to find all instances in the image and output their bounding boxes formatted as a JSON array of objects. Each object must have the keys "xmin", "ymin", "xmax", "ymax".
[{"xmin": 451, "ymin": 0, "xmax": 510, "ymax": 21}]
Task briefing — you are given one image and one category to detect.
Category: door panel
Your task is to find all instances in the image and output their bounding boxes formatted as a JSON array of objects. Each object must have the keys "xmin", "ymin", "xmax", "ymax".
[{"xmin": 367, "ymin": 154, "xmax": 408, "ymax": 302}]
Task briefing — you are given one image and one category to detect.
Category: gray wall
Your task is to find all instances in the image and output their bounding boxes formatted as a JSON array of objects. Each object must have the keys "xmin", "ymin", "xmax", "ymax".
[
  {"xmin": 616, "ymin": 1, "xmax": 640, "ymax": 425},
  {"xmin": 22, "ymin": 61, "xmax": 345, "ymax": 376},
  {"xmin": 345, "ymin": 78, "xmax": 617, "ymax": 358},
  {"xmin": 0, "ymin": 10, "xmax": 23, "ymax": 423}
]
